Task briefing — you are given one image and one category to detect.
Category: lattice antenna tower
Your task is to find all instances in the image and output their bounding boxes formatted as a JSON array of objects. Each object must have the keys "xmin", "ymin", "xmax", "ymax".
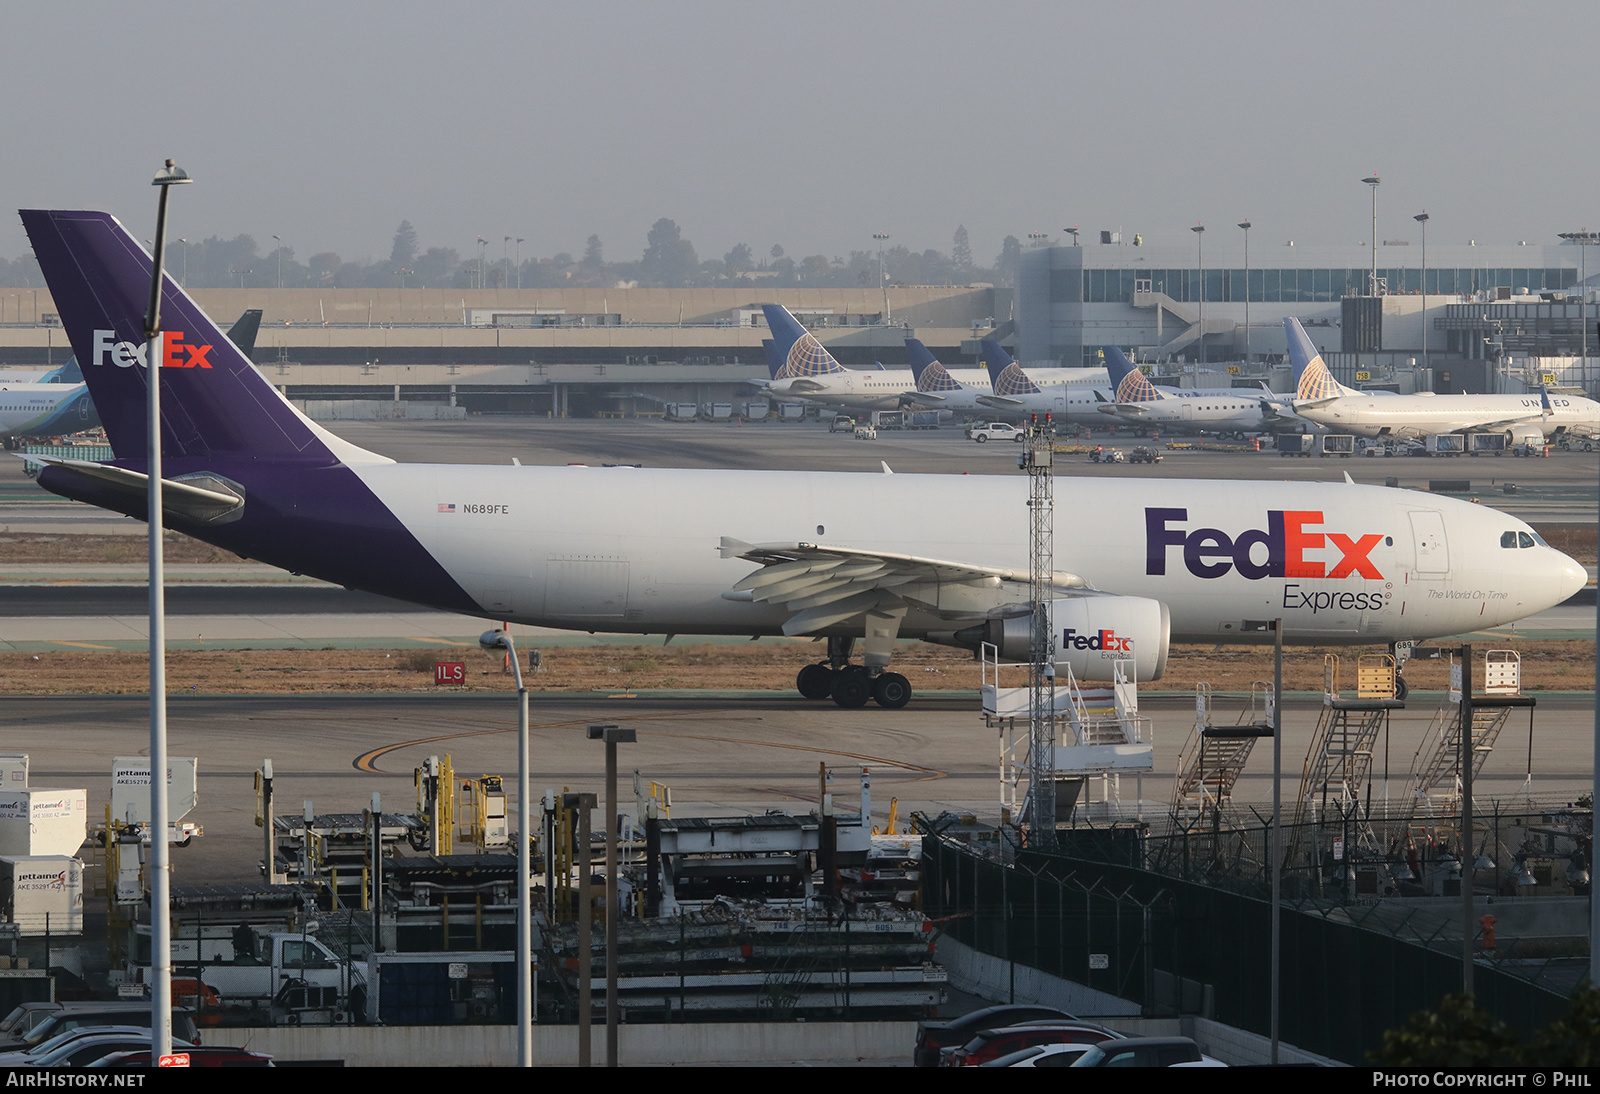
[{"xmin": 1022, "ymin": 413, "xmax": 1057, "ymax": 848}]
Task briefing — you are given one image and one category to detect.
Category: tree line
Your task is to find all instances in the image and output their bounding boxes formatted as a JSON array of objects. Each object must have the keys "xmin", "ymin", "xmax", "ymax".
[{"xmin": 0, "ymin": 220, "xmax": 1025, "ymax": 293}]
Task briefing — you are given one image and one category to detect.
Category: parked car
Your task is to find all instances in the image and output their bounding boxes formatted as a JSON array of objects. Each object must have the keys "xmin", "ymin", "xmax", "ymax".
[
  {"xmin": 7, "ymin": 1007, "xmax": 199, "ymax": 1053},
  {"xmin": 913, "ymin": 1004, "xmax": 1076, "ymax": 1066},
  {"xmin": 982, "ymin": 1042, "xmax": 1098, "ymax": 1067},
  {"xmin": 19, "ymin": 1033, "xmax": 197, "ymax": 1069},
  {"xmin": 0, "ymin": 1003, "xmax": 62, "ymax": 1043},
  {"xmin": 943, "ymin": 1021, "xmax": 1124, "ymax": 1066},
  {"xmin": 92, "ymin": 1046, "xmax": 274, "ymax": 1068},
  {"xmin": 1069, "ymin": 1035, "xmax": 1220, "ymax": 1067},
  {"xmin": 967, "ymin": 422, "xmax": 1023, "ymax": 443}
]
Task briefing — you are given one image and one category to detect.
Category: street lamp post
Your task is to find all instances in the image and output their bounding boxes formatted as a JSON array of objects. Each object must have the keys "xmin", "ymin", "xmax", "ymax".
[
  {"xmin": 1561, "ymin": 229, "xmax": 1600, "ymax": 990},
  {"xmin": 873, "ymin": 232, "xmax": 890, "ymax": 323},
  {"xmin": 478, "ymin": 629, "xmax": 533, "ymax": 1066},
  {"xmin": 1414, "ymin": 213, "xmax": 1430, "ymax": 375},
  {"xmin": 1238, "ymin": 221, "xmax": 1252, "ymax": 363},
  {"xmin": 1191, "ymin": 224, "xmax": 1206, "ymax": 366},
  {"xmin": 588, "ymin": 723, "xmax": 636, "ymax": 1068},
  {"xmin": 145, "ymin": 158, "xmax": 192, "ymax": 1061},
  {"xmin": 1363, "ymin": 176, "xmax": 1381, "ymax": 296},
  {"xmin": 516, "ymin": 237, "xmax": 524, "ymax": 290},
  {"xmin": 1063, "ymin": 225, "xmax": 1080, "ymax": 247},
  {"xmin": 272, "ymin": 234, "xmax": 284, "ymax": 288}
]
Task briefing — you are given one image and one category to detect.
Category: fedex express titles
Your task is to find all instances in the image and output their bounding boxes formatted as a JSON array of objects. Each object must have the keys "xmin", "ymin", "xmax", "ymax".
[{"xmin": 1145, "ymin": 507, "xmax": 1392, "ymax": 615}]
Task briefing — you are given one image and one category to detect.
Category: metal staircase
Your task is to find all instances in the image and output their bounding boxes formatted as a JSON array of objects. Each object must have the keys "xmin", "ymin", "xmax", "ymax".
[
  {"xmin": 1171, "ymin": 681, "xmax": 1275, "ymax": 824},
  {"xmin": 1404, "ymin": 651, "xmax": 1532, "ymax": 848},
  {"xmin": 1291, "ymin": 655, "xmax": 1403, "ymax": 860}
]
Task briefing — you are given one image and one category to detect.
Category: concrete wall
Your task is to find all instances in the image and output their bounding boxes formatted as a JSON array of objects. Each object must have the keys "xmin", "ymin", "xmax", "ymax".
[{"xmin": 230, "ymin": 1020, "xmax": 914, "ymax": 1067}]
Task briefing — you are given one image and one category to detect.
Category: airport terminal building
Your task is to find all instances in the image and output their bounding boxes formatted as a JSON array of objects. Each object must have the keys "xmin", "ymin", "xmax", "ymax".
[{"xmin": 1017, "ymin": 237, "xmax": 1600, "ymax": 394}]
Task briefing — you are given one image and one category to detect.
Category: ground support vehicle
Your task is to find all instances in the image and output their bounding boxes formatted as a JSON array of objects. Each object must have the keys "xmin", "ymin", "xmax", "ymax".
[{"xmin": 967, "ymin": 422, "xmax": 1023, "ymax": 443}]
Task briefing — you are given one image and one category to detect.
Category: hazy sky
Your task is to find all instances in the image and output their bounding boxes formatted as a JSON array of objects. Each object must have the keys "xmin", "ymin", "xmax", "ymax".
[{"xmin": 4, "ymin": 2, "xmax": 1595, "ymax": 268}]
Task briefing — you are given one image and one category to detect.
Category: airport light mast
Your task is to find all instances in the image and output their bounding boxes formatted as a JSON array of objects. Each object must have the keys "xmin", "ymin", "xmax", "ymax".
[
  {"xmin": 144, "ymin": 156, "xmax": 192, "ymax": 1063},
  {"xmin": 1192, "ymin": 224, "xmax": 1206, "ymax": 366},
  {"xmin": 1238, "ymin": 221, "xmax": 1251, "ymax": 364},
  {"xmin": 1020, "ymin": 414, "xmax": 1057, "ymax": 849},
  {"xmin": 1414, "ymin": 213, "xmax": 1430, "ymax": 375},
  {"xmin": 1363, "ymin": 176, "xmax": 1381, "ymax": 295},
  {"xmin": 873, "ymin": 232, "xmax": 891, "ymax": 323}
]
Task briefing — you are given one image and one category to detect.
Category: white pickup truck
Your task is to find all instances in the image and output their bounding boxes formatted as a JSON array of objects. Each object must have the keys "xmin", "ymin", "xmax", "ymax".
[
  {"xmin": 966, "ymin": 422, "xmax": 1023, "ymax": 443},
  {"xmin": 134, "ymin": 930, "xmax": 361, "ymax": 1024}
]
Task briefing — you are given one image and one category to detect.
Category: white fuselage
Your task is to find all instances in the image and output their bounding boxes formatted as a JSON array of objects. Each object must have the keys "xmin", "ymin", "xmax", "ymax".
[
  {"xmin": 771, "ymin": 367, "xmax": 1108, "ymax": 412},
  {"xmin": 350, "ymin": 464, "xmax": 1582, "ymax": 644},
  {"xmin": 0, "ymin": 381, "xmax": 91, "ymax": 435},
  {"xmin": 1296, "ymin": 391, "xmax": 1600, "ymax": 441},
  {"xmin": 1101, "ymin": 387, "xmax": 1294, "ymax": 432}
]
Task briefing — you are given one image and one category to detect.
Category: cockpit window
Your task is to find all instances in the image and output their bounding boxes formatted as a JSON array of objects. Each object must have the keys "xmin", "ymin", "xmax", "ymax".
[
  {"xmin": 1519, "ymin": 532, "xmax": 1536, "ymax": 548},
  {"xmin": 1501, "ymin": 531, "xmax": 1518, "ymax": 548}
]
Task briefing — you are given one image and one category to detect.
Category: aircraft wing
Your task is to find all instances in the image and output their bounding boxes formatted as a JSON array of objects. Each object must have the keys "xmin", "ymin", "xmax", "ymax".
[
  {"xmin": 903, "ymin": 389, "xmax": 944, "ymax": 403},
  {"xmin": 718, "ymin": 538, "xmax": 1086, "ymax": 634},
  {"xmin": 975, "ymin": 394, "xmax": 1025, "ymax": 408},
  {"xmin": 1099, "ymin": 403, "xmax": 1150, "ymax": 416},
  {"xmin": 783, "ymin": 378, "xmax": 830, "ymax": 393},
  {"xmin": 1449, "ymin": 412, "xmax": 1543, "ymax": 433}
]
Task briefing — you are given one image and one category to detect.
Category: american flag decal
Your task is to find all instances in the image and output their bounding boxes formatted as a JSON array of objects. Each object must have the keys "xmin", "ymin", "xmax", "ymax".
[{"xmin": 438, "ymin": 503, "xmax": 456, "ymax": 513}]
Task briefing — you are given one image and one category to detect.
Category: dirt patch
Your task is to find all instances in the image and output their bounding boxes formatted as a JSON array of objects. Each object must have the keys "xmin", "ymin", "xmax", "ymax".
[
  {"xmin": 0, "ymin": 532, "xmax": 246, "ymax": 565},
  {"xmin": 0, "ymin": 640, "xmax": 1590, "ymax": 696}
]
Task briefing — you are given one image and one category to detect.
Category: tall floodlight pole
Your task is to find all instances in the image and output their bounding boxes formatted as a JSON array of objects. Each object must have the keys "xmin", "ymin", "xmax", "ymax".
[
  {"xmin": 1571, "ymin": 229, "xmax": 1600, "ymax": 987},
  {"xmin": 1021, "ymin": 416, "xmax": 1057, "ymax": 849},
  {"xmin": 1238, "ymin": 221, "xmax": 1252, "ymax": 363},
  {"xmin": 1191, "ymin": 225, "xmax": 1206, "ymax": 366},
  {"xmin": 516, "ymin": 237, "xmax": 525, "ymax": 290},
  {"xmin": 873, "ymin": 232, "xmax": 890, "ymax": 322},
  {"xmin": 145, "ymin": 158, "xmax": 191, "ymax": 1061},
  {"xmin": 1414, "ymin": 213, "xmax": 1430, "ymax": 375},
  {"xmin": 1363, "ymin": 176, "xmax": 1381, "ymax": 296},
  {"xmin": 479, "ymin": 629, "xmax": 532, "ymax": 1065},
  {"xmin": 1270, "ymin": 617, "xmax": 1283, "ymax": 1065},
  {"xmin": 272, "ymin": 234, "xmax": 283, "ymax": 288}
]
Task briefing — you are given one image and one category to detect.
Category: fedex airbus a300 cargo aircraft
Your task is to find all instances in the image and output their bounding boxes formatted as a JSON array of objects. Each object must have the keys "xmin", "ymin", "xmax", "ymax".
[{"xmin": 20, "ymin": 210, "xmax": 1587, "ymax": 709}]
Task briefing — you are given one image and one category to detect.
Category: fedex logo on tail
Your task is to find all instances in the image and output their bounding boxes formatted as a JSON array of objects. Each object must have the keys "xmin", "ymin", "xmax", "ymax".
[
  {"xmin": 1145, "ymin": 508, "xmax": 1386, "ymax": 581},
  {"xmin": 92, "ymin": 330, "xmax": 213, "ymax": 370}
]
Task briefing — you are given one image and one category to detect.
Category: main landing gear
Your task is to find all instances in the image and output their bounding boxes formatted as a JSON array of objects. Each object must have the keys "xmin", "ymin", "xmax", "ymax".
[{"xmin": 795, "ymin": 636, "xmax": 912, "ymax": 709}]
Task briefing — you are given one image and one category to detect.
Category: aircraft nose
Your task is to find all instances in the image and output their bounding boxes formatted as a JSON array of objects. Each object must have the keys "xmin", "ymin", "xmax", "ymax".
[{"xmin": 1557, "ymin": 552, "xmax": 1589, "ymax": 603}]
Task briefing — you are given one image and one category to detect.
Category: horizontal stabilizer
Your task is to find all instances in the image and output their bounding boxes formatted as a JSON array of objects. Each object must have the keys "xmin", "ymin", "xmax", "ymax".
[{"xmin": 23, "ymin": 455, "xmax": 245, "ymax": 523}]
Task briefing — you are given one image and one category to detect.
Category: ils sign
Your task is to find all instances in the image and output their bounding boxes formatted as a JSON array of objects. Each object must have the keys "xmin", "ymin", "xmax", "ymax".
[{"xmin": 434, "ymin": 662, "xmax": 466, "ymax": 685}]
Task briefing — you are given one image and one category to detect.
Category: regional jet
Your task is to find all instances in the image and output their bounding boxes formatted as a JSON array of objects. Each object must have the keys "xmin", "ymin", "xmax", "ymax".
[
  {"xmin": 19, "ymin": 209, "xmax": 1586, "ymax": 709},
  {"xmin": 1096, "ymin": 347, "xmax": 1295, "ymax": 436},
  {"xmin": 1286, "ymin": 317, "xmax": 1600, "ymax": 443}
]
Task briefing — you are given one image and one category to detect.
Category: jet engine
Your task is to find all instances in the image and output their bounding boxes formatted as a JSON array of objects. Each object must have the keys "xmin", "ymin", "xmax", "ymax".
[{"xmin": 955, "ymin": 596, "xmax": 1170, "ymax": 681}]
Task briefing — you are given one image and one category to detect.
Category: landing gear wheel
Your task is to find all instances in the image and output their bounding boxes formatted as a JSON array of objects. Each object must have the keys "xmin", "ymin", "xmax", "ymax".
[
  {"xmin": 871, "ymin": 672, "xmax": 912, "ymax": 709},
  {"xmin": 831, "ymin": 667, "xmax": 871, "ymax": 708},
  {"xmin": 796, "ymin": 663, "xmax": 834, "ymax": 700},
  {"xmin": 1393, "ymin": 675, "xmax": 1409, "ymax": 702}
]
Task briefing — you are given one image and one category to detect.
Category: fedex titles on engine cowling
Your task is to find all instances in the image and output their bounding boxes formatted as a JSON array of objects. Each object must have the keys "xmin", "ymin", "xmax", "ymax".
[{"xmin": 1146, "ymin": 507, "xmax": 1393, "ymax": 616}]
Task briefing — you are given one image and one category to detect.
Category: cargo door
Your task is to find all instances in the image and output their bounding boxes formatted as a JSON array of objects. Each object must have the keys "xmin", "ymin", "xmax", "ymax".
[
  {"xmin": 543, "ymin": 556, "xmax": 631, "ymax": 619},
  {"xmin": 1409, "ymin": 510, "xmax": 1449, "ymax": 577}
]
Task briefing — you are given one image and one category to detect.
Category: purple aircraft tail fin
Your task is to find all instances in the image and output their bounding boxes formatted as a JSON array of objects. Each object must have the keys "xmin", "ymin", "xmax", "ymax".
[{"xmin": 21, "ymin": 210, "xmax": 336, "ymax": 465}]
